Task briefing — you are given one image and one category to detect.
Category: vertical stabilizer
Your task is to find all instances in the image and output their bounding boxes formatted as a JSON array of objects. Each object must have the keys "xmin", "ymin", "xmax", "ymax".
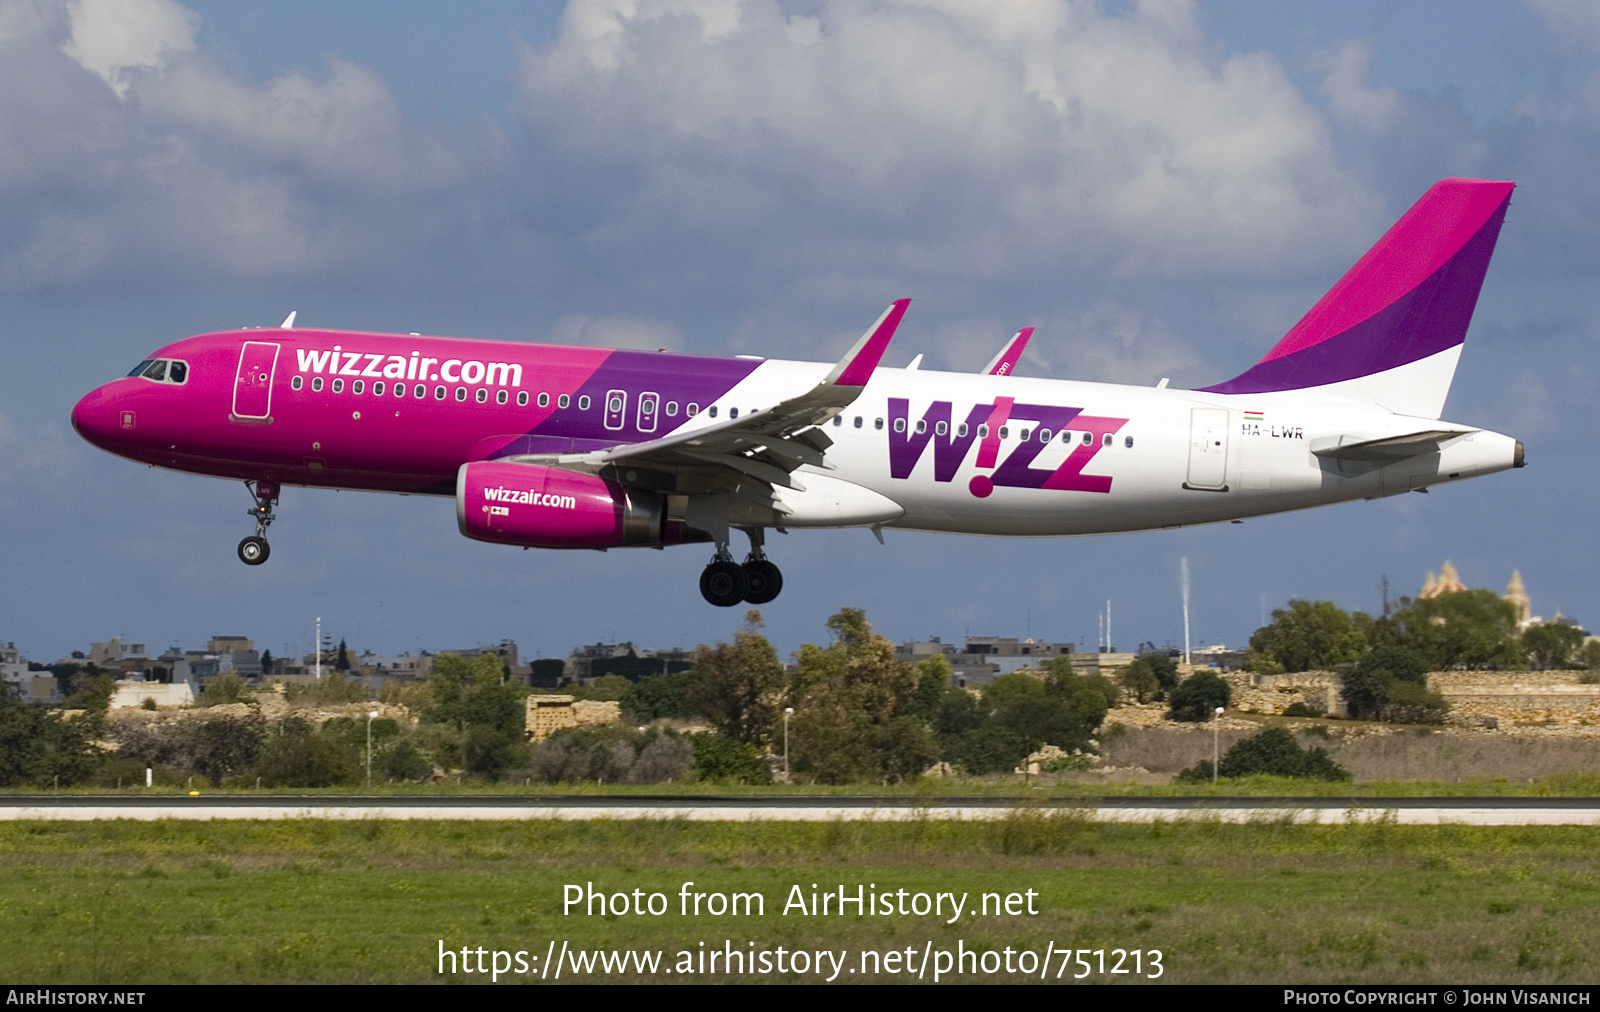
[{"xmin": 1201, "ymin": 179, "xmax": 1514, "ymax": 418}]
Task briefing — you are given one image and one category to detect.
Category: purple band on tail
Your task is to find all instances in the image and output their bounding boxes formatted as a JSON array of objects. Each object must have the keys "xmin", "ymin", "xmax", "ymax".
[{"xmin": 1202, "ymin": 179, "xmax": 1514, "ymax": 396}]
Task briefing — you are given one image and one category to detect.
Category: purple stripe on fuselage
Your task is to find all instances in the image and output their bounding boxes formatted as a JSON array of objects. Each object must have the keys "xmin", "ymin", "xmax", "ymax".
[{"xmin": 1201, "ymin": 190, "xmax": 1510, "ymax": 396}]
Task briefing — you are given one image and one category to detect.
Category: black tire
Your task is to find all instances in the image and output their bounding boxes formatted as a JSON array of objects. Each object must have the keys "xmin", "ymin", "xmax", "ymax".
[
  {"xmin": 699, "ymin": 560, "xmax": 748, "ymax": 607},
  {"xmin": 238, "ymin": 536, "xmax": 270, "ymax": 566},
  {"xmin": 742, "ymin": 559, "xmax": 783, "ymax": 604}
]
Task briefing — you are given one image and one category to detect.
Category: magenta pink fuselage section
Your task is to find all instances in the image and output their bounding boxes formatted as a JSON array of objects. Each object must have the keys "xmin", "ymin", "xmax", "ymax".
[{"xmin": 71, "ymin": 329, "xmax": 763, "ymax": 494}]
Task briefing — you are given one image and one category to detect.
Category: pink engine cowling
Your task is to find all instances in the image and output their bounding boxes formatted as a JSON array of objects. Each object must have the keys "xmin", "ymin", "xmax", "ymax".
[{"xmin": 456, "ymin": 461, "xmax": 663, "ymax": 549}]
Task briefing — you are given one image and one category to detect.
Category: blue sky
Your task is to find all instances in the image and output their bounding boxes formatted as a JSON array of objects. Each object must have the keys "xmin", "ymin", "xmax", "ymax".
[{"xmin": 4, "ymin": 0, "xmax": 1600, "ymax": 665}]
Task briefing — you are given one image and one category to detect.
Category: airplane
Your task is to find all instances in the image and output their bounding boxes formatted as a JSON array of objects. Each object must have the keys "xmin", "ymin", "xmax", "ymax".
[{"xmin": 73, "ymin": 178, "xmax": 1523, "ymax": 607}]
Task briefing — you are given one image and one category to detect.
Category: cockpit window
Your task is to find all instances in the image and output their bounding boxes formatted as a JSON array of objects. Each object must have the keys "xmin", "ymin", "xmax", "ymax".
[{"xmin": 130, "ymin": 358, "xmax": 189, "ymax": 384}]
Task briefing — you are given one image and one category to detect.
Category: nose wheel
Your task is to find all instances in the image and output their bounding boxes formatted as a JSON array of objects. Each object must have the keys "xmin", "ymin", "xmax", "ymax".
[
  {"xmin": 238, "ymin": 480, "xmax": 278, "ymax": 566},
  {"xmin": 698, "ymin": 528, "xmax": 783, "ymax": 606},
  {"xmin": 238, "ymin": 535, "xmax": 270, "ymax": 565}
]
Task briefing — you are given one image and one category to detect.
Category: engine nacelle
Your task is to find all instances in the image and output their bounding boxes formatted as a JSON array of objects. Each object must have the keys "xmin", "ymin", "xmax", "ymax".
[{"xmin": 456, "ymin": 461, "xmax": 663, "ymax": 549}]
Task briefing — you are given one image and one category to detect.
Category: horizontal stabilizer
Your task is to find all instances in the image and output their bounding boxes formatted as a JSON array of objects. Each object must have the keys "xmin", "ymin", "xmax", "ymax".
[{"xmin": 1310, "ymin": 429, "xmax": 1474, "ymax": 462}]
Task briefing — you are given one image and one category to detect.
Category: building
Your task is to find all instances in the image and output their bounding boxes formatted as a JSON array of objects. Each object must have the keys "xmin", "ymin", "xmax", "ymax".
[{"xmin": 525, "ymin": 695, "xmax": 577, "ymax": 741}]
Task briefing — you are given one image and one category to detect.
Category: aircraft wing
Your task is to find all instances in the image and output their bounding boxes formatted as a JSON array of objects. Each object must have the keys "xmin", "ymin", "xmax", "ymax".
[
  {"xmin": 981, "ymin": 326, "xmax": 1033, "ymax": 376},
  {"xmin": 514, "ymin": 300, "xmax": 909, "ymax": 515},
  {"xmin": 1310, "ymin": 429, "xmax": 1475, "ymax": 462}
]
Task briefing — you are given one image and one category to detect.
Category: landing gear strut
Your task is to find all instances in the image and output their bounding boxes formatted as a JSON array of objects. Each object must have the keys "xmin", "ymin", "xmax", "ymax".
[
  {"xmin": 698, "ymin": 529, "xmax": 783, "ymax": 607},
  {"xmin": 742, "ymin": 528, "xmax": 783, "ymax": 605},
  {"xmin": 238, "ymin": 480, "xmax": 278, "ymax": 566}
]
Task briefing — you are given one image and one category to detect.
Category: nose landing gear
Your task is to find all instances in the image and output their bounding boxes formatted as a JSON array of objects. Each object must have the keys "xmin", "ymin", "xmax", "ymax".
[
  {"xmin": 238, "ymin": 480, "xmax": 278, "ymax": 566},
  {"xmin": 698, "ymin": 528, "xmax": 783, "ymax": 607}
]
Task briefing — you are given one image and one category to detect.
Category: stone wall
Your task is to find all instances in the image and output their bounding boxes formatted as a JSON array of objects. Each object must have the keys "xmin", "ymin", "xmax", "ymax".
[
  {"xmin": 1429, "ymin": 671, "xmax": 1600, "ymax": 731},
  {"xmin": 1207, "ymin": 669, "xmax": 1600, "ymax": 734}
]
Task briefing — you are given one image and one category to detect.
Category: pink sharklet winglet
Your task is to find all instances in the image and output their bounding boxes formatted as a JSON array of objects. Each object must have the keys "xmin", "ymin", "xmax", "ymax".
[
  {"xmin": 984, "ymin": 327, "xmax": 1033, "ymax": 376},
  {"xmin": 829, "ymin": 298, "xmax": 910, "ymax": 387}
]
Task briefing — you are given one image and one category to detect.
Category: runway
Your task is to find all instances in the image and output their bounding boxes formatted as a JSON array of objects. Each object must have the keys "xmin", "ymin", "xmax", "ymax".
[{"xmin": 2, "ymin": 795, "xmax": 1599, "ymax": 825}]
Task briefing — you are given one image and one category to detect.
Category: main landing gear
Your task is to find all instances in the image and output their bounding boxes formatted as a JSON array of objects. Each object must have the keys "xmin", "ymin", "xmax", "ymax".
[
  {"xmin": 699, "ymin": 528, "xmax": 784, "ymax": 607},
  {"xmin": 238, "ymin": 480, "xmax": 278, "ymax": 566}
]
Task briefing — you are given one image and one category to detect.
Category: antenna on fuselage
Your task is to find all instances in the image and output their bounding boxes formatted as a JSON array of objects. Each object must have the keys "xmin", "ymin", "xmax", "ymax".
[{"xmin": 280, "ymin": 311, "xmax": 297, "ymax": 329}]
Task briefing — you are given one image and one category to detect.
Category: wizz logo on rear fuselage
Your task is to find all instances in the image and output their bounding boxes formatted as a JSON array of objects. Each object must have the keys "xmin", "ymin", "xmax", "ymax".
[{"xmin": 887, "ymin": 398, "xmax": 1126, "ymax": 497}]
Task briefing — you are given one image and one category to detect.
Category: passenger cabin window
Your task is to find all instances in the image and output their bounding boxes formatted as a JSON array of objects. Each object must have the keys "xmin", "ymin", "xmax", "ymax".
[
  {"xmin": 332, "ymin": 379, "xmax": 344, "ymax": 393},
  {"xmin": 666, "ymin": 401, "xmax": 678, "ymax": 416},
  {"xmin": 578, "ymin": 395, "xmax": 590, "ymax": 410},
  {"xmin": 1124, "ymin": 435, "xmax": 1134, "ymax": 448},
  {"xmin": 1103, "ymin": 433, "xmax": 1113, "ymax": 447},
  {"xmin": 516, "ymin": 392, "xmax": 528, "ymax": 406},
  {"xmin": 875, "ymin": 418, "xmax": 884, "ymax": 430},
  {"xmin": 558, "ymin": 394, "xmax": 570, "ymax": 409},
  {"xmin": 434, "ymin": 386, "xmax": 446, "ymax": 400},
  {"xmin": 538, "ymin": 393, "xmax": 549, "ymax": 407},
  {"xmin": 1039, "ymin": 429, "xmax": 1050, "ymax": 442},
  {"xmin": 977, "ymin": 424, "xmax": 988, "ymax": 438},
  {"xmin": 687, "ymin": 403, "xmax": 699, "ymax": 416},
  {"xmin": 373, "ymin": 381, "xmax": 384, "ymax": 395},
  {"xmin": 957, "ymin": 423, "xmax": 967, "ymax": 437},
  {"xmin": 312, "ymin": 377, "xmax": 324, "ymax": 392},
  {"xmin": 936, "ymin": 421, "xmax": 947, "ymax": 436},
  {"xmin": 455, "ymin": 387, "xmax": 467, "ymax": 402},
  {"xmin": 1082, "ymin": 431, "xmax": 1092, "ymax": 445},
  {"xmin": 833, "ymin": 415, "xmax": 842, "ymax": 427},
  {"xmin": 476, "ymin": 388, "xmax": 488, "ymax": 403},
  {"xmin": 291, "ymin": 376, "xmax": 303, "ymax": 391},
  {"xmin": 998, "ymin": 426, "xmax": 1009, "ymax": 439},
  {"xmin": 854, "ymin": 416, "xmax": 862, "ymax": 428},
  {"xmin": 352, "ymin": 380, "xmax": 363, "ymax": 394},
  {"xmin": 729, "ymin": 407, "xmax": 739, "ymax": 419},
  {"xmin": 709, "ymin": 406, "xmax": 718, "ymax": 418}
]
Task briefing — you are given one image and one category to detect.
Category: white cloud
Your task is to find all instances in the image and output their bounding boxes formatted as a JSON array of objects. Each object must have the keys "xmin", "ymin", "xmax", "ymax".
[
  {"xmin": 519, "ymin": 0, "xmax": 1378, "ymax": 280},
  {"xmin": 61, "ymin": 0, "xmax": 195, "ymax": 97},
  {"xmin": 0, "ymin": 0, "xmax": 463, "ymax": 292},
  {"xmin": 551, "ymin": 313, "xmax": 684, "ymax": 351},
  {"xmin": 1312, "ymin": 40, "xmax": 1398, "ymax": 136}
]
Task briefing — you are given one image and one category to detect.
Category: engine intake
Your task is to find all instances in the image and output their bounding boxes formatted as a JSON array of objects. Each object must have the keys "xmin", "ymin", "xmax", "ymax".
[{"xmin": 456, "ymin": 461, "xmax": 663, "ymax": 549}]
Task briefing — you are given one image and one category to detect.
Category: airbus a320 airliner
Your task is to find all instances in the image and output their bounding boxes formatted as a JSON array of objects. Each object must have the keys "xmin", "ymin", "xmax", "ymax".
[{"xmin": 73, "ymin": 179, "xmax": 1524, "ymax": 606}]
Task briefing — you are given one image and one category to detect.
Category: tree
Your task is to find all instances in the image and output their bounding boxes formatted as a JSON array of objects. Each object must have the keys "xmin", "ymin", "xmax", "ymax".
[
  {"xmin": 1248, "ymin": 600, "xmax": 1368, "ymax": 673},
  {"xmin": 1522, "ymin": 620, "xmax": 1587, "ymax": 670},
  {"xmin": 0, "ymin": 691, "xmax": 101, "ymax": 786},
  {"xmin": 690, "ymin": 734, "xmax": 771, "ymax": 784},
  {"xmin": 684, "ymin": 611, "xmax": 786, "ymax": 746},
  {"xmin": 788, "ymin": 608, "xmax": 933, "ymax": 783},
  {"xmin": 255, "ymin": 717, "xmax": 360, "ymax": 787},
  {"xmin": 620, "ymin": 670, "xmax": 704, "ymax": 722},
  {"xmin": 197, "ymin": 672, "xmax": 256, "ymax": 706},
  {"xmin": 259, "ymin": 649, "xmax": 275, "ymax": 675},
  {"xmin": 1341, "ymin": 647, "xmax": 1427, "ymax": 720},
  {"xmin": 1178, "ymin": 726, "xmax": 1348, "ymax": 781},
  {"xmin": 335, "ymin": 639, "xmax": 350, "ymax": 672},
  {"xmin": 424, "ymin": 652, "xmax": 527, "ymax": 779},
  {"xmin": 1167, "ymin": 670, "xmax": 1231, "ymax": 722},
  {"xmin": 1376, "ymin": 589, "xmax": 1524, "ymax": 670}
]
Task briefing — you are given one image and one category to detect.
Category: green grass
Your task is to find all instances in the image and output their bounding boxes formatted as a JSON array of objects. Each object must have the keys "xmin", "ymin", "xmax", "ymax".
[{"xmin": 2, "ymin": 815, "xmax": 1599, "ymax": 983}]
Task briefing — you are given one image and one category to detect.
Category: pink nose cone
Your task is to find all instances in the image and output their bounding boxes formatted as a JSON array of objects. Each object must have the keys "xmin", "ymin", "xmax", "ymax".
[{"xmin": 71, "ymin": 384, "xmax": 124, "ymax": 452}]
